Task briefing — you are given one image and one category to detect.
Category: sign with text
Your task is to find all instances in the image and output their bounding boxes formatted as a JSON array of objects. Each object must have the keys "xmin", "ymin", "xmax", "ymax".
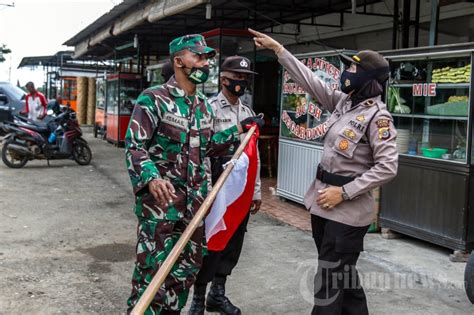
[
  {"xmin": 280, "ymin": 55, "xmax": 343, "ymax": 141},
  {"xmin": 412, "ymin": 83, "xmax": 437, "ymax": 97}
]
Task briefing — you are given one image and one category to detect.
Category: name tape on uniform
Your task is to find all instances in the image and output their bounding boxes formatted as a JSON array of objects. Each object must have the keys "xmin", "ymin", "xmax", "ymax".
[
  {"xmin": 163, "ymin": 112, "xmax": 189, "ymax": 131},
  {"xmin": 200, "ymin": 118, "xmax": 212, "ymax": 129}
]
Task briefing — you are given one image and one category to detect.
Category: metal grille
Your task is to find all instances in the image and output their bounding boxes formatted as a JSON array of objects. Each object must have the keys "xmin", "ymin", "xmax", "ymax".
[{"xmin": 276, "ymin": 138, "xmax": 324, "ymax": 204}]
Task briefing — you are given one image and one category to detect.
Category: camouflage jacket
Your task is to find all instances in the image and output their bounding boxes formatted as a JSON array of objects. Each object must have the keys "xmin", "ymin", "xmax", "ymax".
[{"xmin": 125, "ymin": 77, "xmax": 240, "ymax": 221}]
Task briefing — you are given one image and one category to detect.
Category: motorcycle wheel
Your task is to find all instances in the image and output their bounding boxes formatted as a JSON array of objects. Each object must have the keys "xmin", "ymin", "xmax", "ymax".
[
  {"xmin": 72, "ymin": 140, "xmax": 92, "ymax": 165},
  {"xmin": 1, "ymin": 139, "xmax": 28, "ymax": 168}
]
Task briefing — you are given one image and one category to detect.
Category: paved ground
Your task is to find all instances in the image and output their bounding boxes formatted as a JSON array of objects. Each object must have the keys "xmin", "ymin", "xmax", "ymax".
[{"xmin": 0, "ymin": 132, "xmax": 473, "ymax": 314}]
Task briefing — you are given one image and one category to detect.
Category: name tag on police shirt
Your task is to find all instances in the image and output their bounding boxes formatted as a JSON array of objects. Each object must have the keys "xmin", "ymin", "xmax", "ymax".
[
  {"xmin": 162, "ymin": 112, "xmax": 188, "ymax": 131},
  {"xmin": 215, "ymin": 118, "xmax": 232, "ymax": 124}
]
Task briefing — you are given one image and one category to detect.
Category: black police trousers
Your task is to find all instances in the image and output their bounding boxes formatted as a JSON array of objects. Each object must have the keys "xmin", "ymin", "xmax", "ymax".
[
  {"xmin": 311, "ymin": 215, "xmax": 370, "ymax": 315},
  {"xmin": 194, "ymin": 211, "xmax": 251, "ymax": 293}
]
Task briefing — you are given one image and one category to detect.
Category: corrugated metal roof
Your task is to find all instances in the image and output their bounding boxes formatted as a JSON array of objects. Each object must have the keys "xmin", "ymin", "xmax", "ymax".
[
  {"xmin": 64, "ymin": 0, "xmax": 384, "ymax": 58},
  {"xmin": 18, "ymin": 51, "xmax": 74, "ymax": 68},
  {"xmin": 63, "ymin": 0, "xmax": 145, "ymax": 46}
]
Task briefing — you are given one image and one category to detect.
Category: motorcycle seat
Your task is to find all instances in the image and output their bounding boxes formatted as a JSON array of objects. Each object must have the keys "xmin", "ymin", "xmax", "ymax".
[{"xmin": 18, "ymin": 121, "xmax": 49, "ymax": 133}]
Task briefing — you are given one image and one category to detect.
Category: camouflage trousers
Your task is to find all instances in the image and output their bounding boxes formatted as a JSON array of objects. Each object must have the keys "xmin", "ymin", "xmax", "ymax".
[{"xmin": 127, "ymin": 214, "xmax": 205, "ymax": 314}]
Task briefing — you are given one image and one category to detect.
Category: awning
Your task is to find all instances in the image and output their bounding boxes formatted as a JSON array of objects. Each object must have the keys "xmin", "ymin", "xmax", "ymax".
[
  {"xmin": 18, "ymin": 51, "xmax": 74, "ymax": 68},
  {"xmin": 18, "ymin": 51, "xmax": 111, "ymax": 76},
  {"xmin": 64, "ymin": 0, "xmax": 381, "ymax": 59}
]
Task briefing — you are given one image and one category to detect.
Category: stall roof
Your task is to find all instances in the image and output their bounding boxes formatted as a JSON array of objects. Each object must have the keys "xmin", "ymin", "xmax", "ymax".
[
  {"xmin": 64, "ymin": 0, "xmax": 382, "ymax": 59},
  {"xmin": 64, "ymin": 0, "xmax": 145, "ymax": 47},
  {"xmin": 380, "ymin": 41, "xmax": 474, "ymax": 59},
  {"xmin": 18, "ymin": 51, "xmax": 74, "ymax": 68},
  {"xmin": 18, "ymin": 51, "xmax": 111, "ymax": 75}
]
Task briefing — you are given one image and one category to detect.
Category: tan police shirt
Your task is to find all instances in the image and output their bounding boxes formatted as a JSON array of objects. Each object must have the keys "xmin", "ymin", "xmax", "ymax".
[
  {"xmin": 278, "ymin": 48, "xmax": 398, "ymax": 227},
  {"xmin": 209, "ymin": 92, "xmax": 262, "ymax": 200}
]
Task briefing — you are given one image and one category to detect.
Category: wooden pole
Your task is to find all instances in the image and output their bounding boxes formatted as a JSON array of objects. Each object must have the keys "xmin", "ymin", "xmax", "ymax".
[{"xmin": 131, "ymin": 126, "xmax": 257, "ymax": 315}]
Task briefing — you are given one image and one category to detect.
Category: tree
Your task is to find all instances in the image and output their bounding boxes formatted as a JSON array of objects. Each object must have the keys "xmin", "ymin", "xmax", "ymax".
[{"xmin": 0, "ymin": 44, "xmax": 12, "ymax": 63}]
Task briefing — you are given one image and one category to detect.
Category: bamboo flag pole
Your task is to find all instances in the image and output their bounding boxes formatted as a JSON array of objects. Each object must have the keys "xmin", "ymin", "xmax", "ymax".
[{"xmin": 131, "ymin": 126, "xmax": 257, "ymax": 315}]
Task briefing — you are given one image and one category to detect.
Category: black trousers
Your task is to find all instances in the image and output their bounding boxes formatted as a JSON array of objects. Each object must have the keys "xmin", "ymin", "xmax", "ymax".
[
  {"xmin": 311, "ymin": 215, "xmax": 370, "ymax": 315},
  {"xmin": 194, "ymin": 212, "xmax": 251, "ymax": 293}
]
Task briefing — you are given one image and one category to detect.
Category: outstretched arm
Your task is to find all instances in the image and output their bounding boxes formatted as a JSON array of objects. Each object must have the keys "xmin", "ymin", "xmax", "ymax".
[{"xmin": 249, "ymin": 28, "xmax": 346, "ymax": 112}]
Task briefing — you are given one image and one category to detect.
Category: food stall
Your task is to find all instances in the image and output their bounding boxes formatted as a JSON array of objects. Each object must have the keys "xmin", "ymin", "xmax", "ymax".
[
  {"xmin": 94, "ymin": 75, "xmax": 107, "ymax": 138},
  {"xmin": 379, "ymin": 43, "xmax": 474, "ymax": 251},
  {"xmin": 62, "ymin": 76, "xmax": 77, "ymax": 110},
  {"xmin": 105, "ymin": 72, "xmax": 142, "ymax": 144},
  {"xmin": 276, "ymin": 51, "xmax": 349, "ymax": 202}
]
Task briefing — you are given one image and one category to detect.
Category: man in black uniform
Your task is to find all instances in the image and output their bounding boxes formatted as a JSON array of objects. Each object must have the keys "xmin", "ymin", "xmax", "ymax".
[{"xmin": 188, "ymin": 56, "xmax": 261, "ymax": 315}]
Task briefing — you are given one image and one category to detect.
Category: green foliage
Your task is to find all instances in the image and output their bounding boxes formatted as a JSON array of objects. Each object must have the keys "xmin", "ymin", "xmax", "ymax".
[{"xmin": 0, "ymin": 44, "xmax": 12, "ymax": 63}]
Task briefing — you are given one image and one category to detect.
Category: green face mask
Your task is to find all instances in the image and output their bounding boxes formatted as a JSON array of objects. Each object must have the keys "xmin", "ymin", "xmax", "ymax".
[{"xmin": 186, "ymin": 65, "xmax": 210, "ymax": 84}]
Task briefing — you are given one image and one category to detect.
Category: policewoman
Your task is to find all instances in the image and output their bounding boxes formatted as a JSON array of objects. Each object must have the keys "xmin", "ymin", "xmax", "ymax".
[{"xmin": 249, "ymin": 29, "xmax": 398, "ymax": 314}]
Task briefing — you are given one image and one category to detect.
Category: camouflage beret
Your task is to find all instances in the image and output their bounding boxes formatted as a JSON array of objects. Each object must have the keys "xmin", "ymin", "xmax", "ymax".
[{"xmin": 169, "ymin": 34, "xmax": 216, "ymax": 58}]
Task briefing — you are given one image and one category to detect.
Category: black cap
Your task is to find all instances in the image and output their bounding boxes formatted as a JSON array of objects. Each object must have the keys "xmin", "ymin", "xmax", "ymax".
[
  {"xmin": 221, "ymin": 56, "xmax": 258, "ymax": 74},
  {"xmin": 340, "ymin": 50, "xmax": 389, "ymax": 82}
]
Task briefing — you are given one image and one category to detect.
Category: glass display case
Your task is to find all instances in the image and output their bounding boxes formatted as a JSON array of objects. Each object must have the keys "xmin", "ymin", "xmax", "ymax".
[
  {"xmin": 105, "ymin": 72, "xmax": 142, "ymax": 144},
  {"xmin": 61, "ymin": 76, "xmax": 77, "ymax": 111},
  {"xmin": 380, "ymin": 43, "xmax": 474, "ymax": 252},
  {"xmin": 96, "ymin": 77, "xmax": 107, "ymax": 110},
  {"xmin": 387, "ymin": 55, "xmax": 471, "ymax": 163},
  {"xmin": 94, "ymin": 76, "xmax": 107, "ymax": 138}
]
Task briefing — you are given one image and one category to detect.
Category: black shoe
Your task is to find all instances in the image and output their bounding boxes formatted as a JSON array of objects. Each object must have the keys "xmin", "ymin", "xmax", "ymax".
[
  {"xmin": 206, "ymin": 283, "xmax": 241, "ymax": 315},
  {"xmin": 188, "ymin": 293, "xmax": 206, "ymax": 315}
]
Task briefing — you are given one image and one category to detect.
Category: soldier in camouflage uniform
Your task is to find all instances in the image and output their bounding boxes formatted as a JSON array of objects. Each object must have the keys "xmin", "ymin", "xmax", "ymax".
[{"xmin": 125, "ymin": 34, "xmax": 264, "ymax": 315}]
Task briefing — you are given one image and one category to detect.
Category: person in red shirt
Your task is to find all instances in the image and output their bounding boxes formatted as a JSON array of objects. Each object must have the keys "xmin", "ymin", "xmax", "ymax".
[{"xmin": 21, "ymin": 82, "xmax": 47, "ymax": 121}]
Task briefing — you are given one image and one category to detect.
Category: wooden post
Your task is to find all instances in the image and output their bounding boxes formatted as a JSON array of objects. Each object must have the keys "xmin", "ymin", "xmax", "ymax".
[{"xmin": 131, "ymin": 126, "xmax": 257, "ymax": 315}]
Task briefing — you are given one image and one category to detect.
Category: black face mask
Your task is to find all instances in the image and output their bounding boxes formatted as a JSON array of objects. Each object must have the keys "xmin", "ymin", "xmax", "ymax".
[
  {"xmin": 224, "ymin": 78, "xmax": 248, "ymax": 97},
  {"xmin": 340, "ymin": 67, "xmax": 389, "ymax": 94},
  {"xmin": 340, "ymin": 70, "xmax": 369, "ymax": 94}
]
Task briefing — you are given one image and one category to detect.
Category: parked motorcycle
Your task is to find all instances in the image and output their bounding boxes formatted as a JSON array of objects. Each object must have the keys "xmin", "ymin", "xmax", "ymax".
[{"xmin": 0, "ymin": 106, "xmax": 92, "ymax": 168}]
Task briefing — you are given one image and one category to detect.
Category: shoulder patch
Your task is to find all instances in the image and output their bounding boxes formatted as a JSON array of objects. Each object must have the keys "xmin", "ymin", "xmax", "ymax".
[
  {"xmin": 378, "ymin": 127, "xmax": 390, "ymax": 140},
  {"xmin": 375, "ymin": 116, "xmax": 392, "ymax": 140},
  {"xmin": 219, "ymin": 98, "xmax": 229, "ymax": 108},
  {"xmin": 375, "ymin": 119, "xmax": 390, "ymax": 128}
]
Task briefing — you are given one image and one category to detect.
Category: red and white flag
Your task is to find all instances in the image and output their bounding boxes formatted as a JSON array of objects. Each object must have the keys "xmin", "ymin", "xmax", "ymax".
[{"xmin": 205, "ymin": 128, "xmax": 259, "ymax": 251}]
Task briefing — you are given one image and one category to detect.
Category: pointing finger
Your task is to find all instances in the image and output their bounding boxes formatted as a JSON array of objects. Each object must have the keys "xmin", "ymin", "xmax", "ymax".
[{"xmin": 248, "ymin": 28, "xmax": 262, "ymax": 37}]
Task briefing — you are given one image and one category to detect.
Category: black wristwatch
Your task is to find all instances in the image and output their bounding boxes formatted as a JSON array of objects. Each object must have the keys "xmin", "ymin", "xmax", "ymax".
[{"xmin": 341, "ymin": 186, "xmax": 350, "ymax": 201}]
